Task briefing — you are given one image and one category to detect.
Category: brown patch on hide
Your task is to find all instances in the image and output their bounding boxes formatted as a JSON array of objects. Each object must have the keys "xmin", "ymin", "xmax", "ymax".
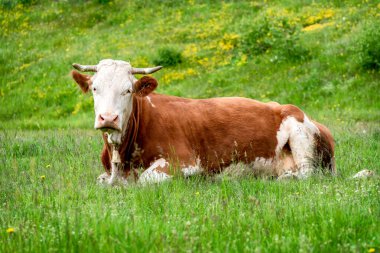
[
  {"xmin": 97, "ymin": 91, "xmax": 335, "ymax": 177},
  {"xmin": 132, "ymin": 95, "xmax": 282, "ymax": 172},
  {"xmin": 101, "ymin": 145, "xmax": 111, "ymax": 174}
]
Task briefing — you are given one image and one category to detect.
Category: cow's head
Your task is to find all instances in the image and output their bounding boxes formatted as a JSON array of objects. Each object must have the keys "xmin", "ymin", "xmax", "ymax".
[{"xmin": 71, "ymin": 59, "xmax": 162, "ymax": 144}]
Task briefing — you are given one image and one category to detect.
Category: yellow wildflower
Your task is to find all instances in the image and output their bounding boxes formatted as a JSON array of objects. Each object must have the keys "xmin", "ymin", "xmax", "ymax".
[
  {"xmin": 219, "ymin": 41, "xmax": 234, "ymax": 51},
  {"xmin": 195, "ymin": 192, "xmax": 200, "ymax": 196},
  {"xmin": 303, "ymin": 9, "xmax": 335, "ymax": 26},
  {"xmin": 302, "ymin": 22, "xmax": 334, "ymax": 32},
  {"xmin": 6, "ymin": 227, "xmax": 15, "ymax": 234},
  {"xmin": 368, "ymin": 248, "xmax": 375, "ymax": 253},
  {"xmin": 186, "ymin": 68, "xmax": 197, "ymax": 76},
  {"xmin": 40, "ymin": 175, "xmax": 46, "ymax": 180},
  {"xmin": 133, "ymin": 56, "xmax": 149, "ymax": 67},
  {"xmin": 183, "ymin": 44, "xmax": 198, "ymax": 58},
  {"xmin": 162, "ymin": 72, "xmax": 186, "ymax": 84},
  {"xmin": 219, "ymin": 33, "xmax": 239, "ymax": 51},
  {"xmin": 19, "ymin": 63, "xmax": 31, "ymax": 71},
  {"xmin": 72, "ymin": 102, "xmax": 81, "ymax": 115},
  {"xmin": 322, "ymin": 9, "xmax": 335, "ymax": 19},
  {"xmin": 36, "ymin": 90, "xmax": 46, "ymax": 99},
  {"xmin": 197, "ymin": 57, "xmax": 210, "ymax": 67},
  {"xmin": 236, "ymin": 54, "xmax": 248, "ymax": 67},
  {"xmin": 223, "ymin": 33, "xmax": 239, "ymax": 40}
]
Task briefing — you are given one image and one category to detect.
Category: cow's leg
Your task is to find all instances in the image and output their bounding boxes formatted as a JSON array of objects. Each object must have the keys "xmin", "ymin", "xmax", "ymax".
[
  {"xmin": 138, "ymin": 158, "xmax": 172, "ymax": 185},
  {"xmin": 103, "ymin": 145, "xmax": 127, "ymax": 186},
  {"xmin": 278, "ymin": 116, "xmax": 319, "ymax": 179},
  {"xmin": 98, "ymin": 164, "xmax": 128, "ymax": 186},
  {"xmin": 108, "ymin": 162, "xmax": 120, "ymax": 185},
  {"xmin": 97, "ymin": 168, "xmax": 129, "ymax": 186}
]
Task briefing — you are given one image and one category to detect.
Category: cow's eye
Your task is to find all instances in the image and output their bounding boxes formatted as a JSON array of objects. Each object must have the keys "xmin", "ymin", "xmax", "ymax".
[
  {"xmin": 121, "ymin": 89, "xmax": 132, "ymax": 96},
  {"xmin": 93, "ymin": 87, "xmax": 97, "ymax": 92}
]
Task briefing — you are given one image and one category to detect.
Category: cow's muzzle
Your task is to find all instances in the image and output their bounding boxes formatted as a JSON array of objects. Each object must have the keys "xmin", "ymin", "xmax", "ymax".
[{"xmin": 95, "ymin": 114, "xmax": 121, "ymax": 132}]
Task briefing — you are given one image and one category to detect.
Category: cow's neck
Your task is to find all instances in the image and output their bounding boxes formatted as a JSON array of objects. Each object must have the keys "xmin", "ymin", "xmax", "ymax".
[{"xmin": 119, "ymin": 95, "xmax": 142, "ymax": 170}]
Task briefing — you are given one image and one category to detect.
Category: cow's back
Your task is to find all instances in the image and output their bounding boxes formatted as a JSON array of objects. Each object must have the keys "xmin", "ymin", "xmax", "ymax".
[{"xmin": 138, "ymin": 94, "xmax": 284, "ymax": 170}]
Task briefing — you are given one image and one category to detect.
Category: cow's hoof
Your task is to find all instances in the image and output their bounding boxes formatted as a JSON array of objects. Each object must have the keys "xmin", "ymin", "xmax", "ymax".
[
  {"xmin": 97, "ymin": 172, "xmax": 110, "ymax": 185},
  {"xmin": 105, "ymin": 175, "xmax": 129, "ymax": 186}
]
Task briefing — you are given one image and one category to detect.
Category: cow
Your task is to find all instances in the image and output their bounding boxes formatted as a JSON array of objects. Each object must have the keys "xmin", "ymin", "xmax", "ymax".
[{"xmin": 71, "ymin": 59, "xmax": 335, "ymax": 185}]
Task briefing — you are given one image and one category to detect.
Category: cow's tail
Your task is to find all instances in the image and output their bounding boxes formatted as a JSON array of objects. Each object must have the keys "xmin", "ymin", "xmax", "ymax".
[{"xmin": 312, "ymin": 121, "xmax": 336, "ymax": 174}]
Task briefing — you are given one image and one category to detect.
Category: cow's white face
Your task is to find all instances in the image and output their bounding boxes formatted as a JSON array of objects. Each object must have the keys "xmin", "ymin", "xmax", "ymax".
[
  {"xmin": 91, "ymin": 60, "xmax": 135, "ymax": 133},
  {"xmin": 72, "ymin": 59, "xmax": 161, "ymax": 144}
]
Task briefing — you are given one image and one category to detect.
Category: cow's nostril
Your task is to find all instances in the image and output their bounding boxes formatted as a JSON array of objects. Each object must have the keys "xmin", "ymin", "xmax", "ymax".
[{"xmin": 96, "ymin": 114, "xmax": 120, "ymax": 131}]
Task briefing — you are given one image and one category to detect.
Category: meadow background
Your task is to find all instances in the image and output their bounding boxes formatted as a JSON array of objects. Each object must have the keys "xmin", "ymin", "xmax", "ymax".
[{"xmin": 0, "ymin": 0, "xmax": 379, "ymax": 252}]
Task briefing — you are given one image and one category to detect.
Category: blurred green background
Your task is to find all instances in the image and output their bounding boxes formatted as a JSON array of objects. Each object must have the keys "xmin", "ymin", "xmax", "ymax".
[
  {"xmin": 1, "ymin": 0, "xmax": 379, "ymax": 130},
  {"xmin": 1, "ymin": 2, "xmax": 379, "ymax": 252}
]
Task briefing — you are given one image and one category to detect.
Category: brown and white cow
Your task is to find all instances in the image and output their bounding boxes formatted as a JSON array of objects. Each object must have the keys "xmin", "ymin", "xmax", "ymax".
[{"xmin": 71, "ymin": 59, "xmax": 335, "ymax": 185}]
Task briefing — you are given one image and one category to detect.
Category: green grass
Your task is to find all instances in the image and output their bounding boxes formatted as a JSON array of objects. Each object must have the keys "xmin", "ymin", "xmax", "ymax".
[
  {"xmin": 0, "ymin": 0, "xmax": 379, "ymax": 129},
  {"xmin": 0, "ymin": 0, "xmax": 379, "ymax": 252},
  {"xmin": 0, "ymin": 126, "xmax": 379, "ymax": 252}
]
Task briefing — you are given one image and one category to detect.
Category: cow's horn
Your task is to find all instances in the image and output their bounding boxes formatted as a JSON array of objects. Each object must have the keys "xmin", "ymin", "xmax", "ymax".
[
  {"xmin": 72, "ymin": 63, "xmax": 97, "ymax": 72},
  {"xmin": 131, "ymin": 66, "xmax": 163, "ymax": 74}
]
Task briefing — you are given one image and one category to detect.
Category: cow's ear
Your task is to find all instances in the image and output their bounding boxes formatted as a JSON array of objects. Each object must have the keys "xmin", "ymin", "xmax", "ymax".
[
  {"xmin": 71, "ymin": 70, "xmax": 92, "ymax": 93},
  {"xmin": 133, "ymin": 76, "xmax": 158, "ymax": 97}
]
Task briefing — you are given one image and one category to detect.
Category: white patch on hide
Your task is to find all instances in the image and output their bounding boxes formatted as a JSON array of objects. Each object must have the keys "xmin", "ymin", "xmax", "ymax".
[
  {"xmin": 182, "ymin": 159, "xmax": 203, "ymax": 177},
  {"xmin": 182, "ymin": 166, "xmax": 203, "ymax": 177},
  {"xmin": 303, "ymin": 114, "xmax": 320, "ymax": 135},
  {"xmin": 146, "ymin": 96, "xmax": 156, "ymax": 108},
  {"xmin": 139, "ymin": 158, "xmax": 172, "ymax": 184},
  {"xmin": 275, "ymin": 114, "xmax": 320, "ymax": 179}
]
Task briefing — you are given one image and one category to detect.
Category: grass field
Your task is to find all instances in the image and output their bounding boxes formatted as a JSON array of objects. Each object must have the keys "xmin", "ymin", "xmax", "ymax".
[
  {"xmin": 0, "ymin": 0, "xmax": 379, "ymax": 252},
  {"xmin": 1, "ymin": 126, "xmax": 379, "ymax": 252}
]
